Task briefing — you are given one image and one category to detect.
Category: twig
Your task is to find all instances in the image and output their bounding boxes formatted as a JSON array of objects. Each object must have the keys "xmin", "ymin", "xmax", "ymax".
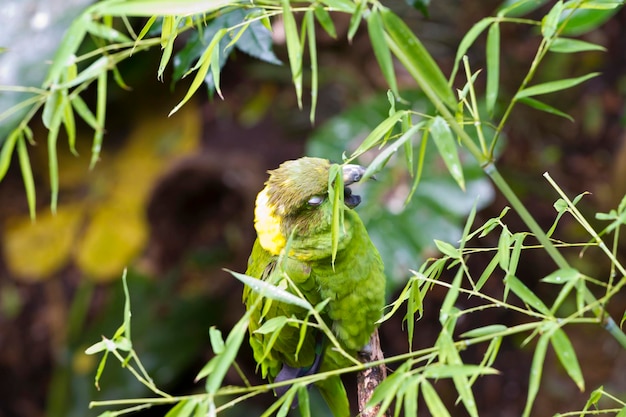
[{"xmin": 357, "ymin": 329, "xmax": 388, "ymax": 417}]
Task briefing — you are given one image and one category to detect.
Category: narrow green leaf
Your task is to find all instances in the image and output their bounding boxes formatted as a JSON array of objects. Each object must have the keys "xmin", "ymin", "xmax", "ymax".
[
  {"xmin": 434, "ymin": 239, "xmax": 459, "ymax": 259},
  {"xmin": 367, "ymin": 9, "xmax": 398, "ymax": 96},
  {"xmin": 226, "ymin": 269, "xmax": 312, "ymax": 310},
  {"xmin": 381, "ymin": 8, "xmax": 457, "ymax": 110},
  {"xmin": 402, "ymin": 379, "xmax": 418, "ymax": 417},
  {"xmin": 347, "ymin": 0, "xmax": 367, "ymax": 42},
  {"xmin": 254, "ymin": 316, "xmax": 288, "ymax": 335},
  {"xmin": 210, "ymin": 42, "xmax": 223, "ymax": 99},
  {"xmin": 319, "ymin": 0, "xmax": 356, "ymax": 13},
  {"xmin": 209, "ymin": 327, "xmax": 225, "ymax": 354},
  {"xmin": 298, "ymin": 385, "xmax": 311, "ymax": 417},
  {"xmin": 541, "ymin": 268, "xmax": 579, "ymax": 284},
  {"xmin": 205, "ymin": 310, "xmax": 250, "ymax": 394},
  {"xmin": 314, "ymin": 5, "xmax": 336, "ymax": 38},
  {"xmin": 550, "ymin": 328, "xmax": 584, "ymax": 391},
  {"xmin": 17, "ymin": 135, "xmax": 36, "ymax": 220},
  {"xmin": 506, "ymin": 275, "xmax": 551, "ymax": 316},
  {"xmin": 90, "ymin": 71, "xmax": 107, "ymax": 169},
  {"xmin": 430, "ymin": 116, "xmax": 465, "ymax": 190},
  {"xmin": 421, "ymin": 379, "xmax": 451, "ymax": 417},
  {"xmin": 133, "ymin": 15, "xmax": 157, "ymax": 51},
  {"xmin": 367, "ymin": 362, "xmax": 409, "ymax": 406},
  {"xmin": 497, "ymin": 229, "xmax": 511, "ymax": 271},
  {"xmin": 305, "ymin": 11, "xmax": 318, "ymax": 123},
  {"xmin": 89, "ymin": 0, "xmax": 234, "ymax": 17},
  {"xmin": 281, "ymin": 0, "xmax": 303, "ymax": 108},
  {"xmin": 85, "ymin": 20, "xmax": 131, "ymax": 43},
  {"xmin": 423, "ymin": 364, "xmax": 498, "ymax": 379},
  {"xmin": 486, "ymin": 22, "xmax": 500, "ymax": 115},
  {"xmin": 439, "ymin": 267, "xmax": 463, "ymax": 325},
  {"xmin": 406, "ymin": 129, "xmax": 428, "ymax": 204},
  {"xmin": 460, "ymin": 324, "xmax": 507, "ymax": 339},
  {"xmin": 169, "ymin": 29, "xmax": 227, "ymax": 116},
  {"xmin": 55, "ymin": 56, "xmax": 109, "ymax": 90},
  {"xmin": 44, "ymin": 18, "xmax": 87, "ymax": 87},
  {"xmin": 541, "ymin": 1, "xmax": 564, "ymax": 39},
  {"xmin": 329, "ymin": 164, "xmax": 344, "ymax": 267},
  {"xmin": 507, "ymin": 233, "xmax": 525, "ymax": 276},
  {"xmin": 71, "ymin": 95, "xmax": 99, "ymax": 130},
  {"xmin": 0, "ymin": 129, "xmax": 21, "ymax": 181},
  {"xmin": 121, "ymin": 270, "xmax": 132, "ymax": 343},
  {"xmin": 549, "ymin": 37, "xmax": 606, "ymax": 53},
  {"xmin": 362, "ymin": 123, "xmax": 422, "ymax": 181},
  {"xmin": 61, "ymin": 94, "xmax": 77, "ymax": 156},
  {"xmin": 522, "ymin": 331, "xmax": 550, "ymax": 417},
  {"xmin": 47, "ymin": 95, "xmax": 64, "ymax": 213},
  {"xmin": 616, "ymin": 406, "xmax": 626, "ymax": 417},
  {"xmin": 450, "ymin": 17, "xmax": 495, "ymax": 83},
  {"xmin": 158, "ymin": 17, "xmax": 180, "ymax": 81},
  {"xmin": 165, "ymin": 399, "xmax": 196, "ymax": 417},
  {"xmin": 515, "ymin": 72, "xmax": 600, "ymax": 99},
  {"xmin": 518, "ymin": 97, "xmax": 574, "ymax": 121},
  {"xmin": 474, "ymin": 254, "xmax": 499, "ymax": 292},
  {"xmin": 350, "ymin": 110, "xmax": 408, "ymax": 158}
]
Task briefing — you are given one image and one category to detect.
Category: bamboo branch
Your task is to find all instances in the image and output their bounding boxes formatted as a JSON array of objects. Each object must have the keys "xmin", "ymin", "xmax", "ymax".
[{"xmin": 357, "ymin": 329, "xmax": 388, "ymax": 417}]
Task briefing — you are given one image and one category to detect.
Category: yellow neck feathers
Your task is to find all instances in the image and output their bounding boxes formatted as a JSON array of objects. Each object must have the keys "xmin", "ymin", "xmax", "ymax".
[{"xmin": 254, "ymin": 188, "xmax": 286, "ymax": 255}]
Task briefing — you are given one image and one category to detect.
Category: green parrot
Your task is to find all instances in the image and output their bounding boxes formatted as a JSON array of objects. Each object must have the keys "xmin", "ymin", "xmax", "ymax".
[{"xmin": 243, "ymin": 157, "xmax": 386, "ymax": 417}]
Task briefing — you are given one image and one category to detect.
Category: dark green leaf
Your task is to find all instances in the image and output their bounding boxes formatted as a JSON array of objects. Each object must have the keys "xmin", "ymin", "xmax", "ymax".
[
  {"xmin": 450, "ymin": 17, "xmax": 495, "ymax": 83},
  {"xmin": 17, "ymin": 135, "xmax": 36, "ymax": 219},
  {"xmin": 405, "ymin": 0, "xmax": 430, "ymax": 17}
]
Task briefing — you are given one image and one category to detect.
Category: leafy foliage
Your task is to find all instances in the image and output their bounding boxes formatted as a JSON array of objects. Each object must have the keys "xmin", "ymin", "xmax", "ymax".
[{"xmin": 2, "ymin": 0, "xmax": 626, "ymax": 416}]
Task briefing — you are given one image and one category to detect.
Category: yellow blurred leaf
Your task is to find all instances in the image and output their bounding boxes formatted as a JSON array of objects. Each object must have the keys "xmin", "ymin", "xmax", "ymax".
[
  {"xmin": 75, "ymin": 206, "xmax": 147, "ymax": 282},
  {"xmin": 3, "ymin": 205, "xmax": 83, "ymax": 281}
]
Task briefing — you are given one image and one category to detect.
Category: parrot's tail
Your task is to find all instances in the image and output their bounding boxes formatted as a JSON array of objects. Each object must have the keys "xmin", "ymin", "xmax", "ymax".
[{"xmin": 316, "ymin": 375, "xmax": 350, "ymax": 417}]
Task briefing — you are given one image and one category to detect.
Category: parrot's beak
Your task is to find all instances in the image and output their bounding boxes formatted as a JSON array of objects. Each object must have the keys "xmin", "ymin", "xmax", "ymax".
[
  {"xmin": 342, "ymin": 164, "xmax": 367, "ymax": 208},
  {"xmin": 342, "ymin": 164, "xmax": 366, "ymax": 185}
]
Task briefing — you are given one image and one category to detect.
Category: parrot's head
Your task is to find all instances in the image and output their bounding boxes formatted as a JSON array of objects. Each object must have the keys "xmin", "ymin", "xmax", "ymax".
[{"xmin": 254, "ymin": 157, "xmax": 366, "ymax": 256}]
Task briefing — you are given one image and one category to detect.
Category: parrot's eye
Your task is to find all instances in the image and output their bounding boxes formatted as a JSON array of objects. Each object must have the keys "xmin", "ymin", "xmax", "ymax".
[{"xmin": 307, "ymin": 195, "xmax": 324, "ymax": 206}]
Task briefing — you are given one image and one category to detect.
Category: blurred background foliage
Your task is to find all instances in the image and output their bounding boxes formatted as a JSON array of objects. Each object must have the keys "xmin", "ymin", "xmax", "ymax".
[{"xmin": 0, "ymin": 0, "xmax": 625, "ymax": 417}]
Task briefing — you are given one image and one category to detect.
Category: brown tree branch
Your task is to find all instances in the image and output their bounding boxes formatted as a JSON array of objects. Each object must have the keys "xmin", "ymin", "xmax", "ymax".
[{"xmin": 357, "ymin": 329, "xmax": 388, "ymax": 417}]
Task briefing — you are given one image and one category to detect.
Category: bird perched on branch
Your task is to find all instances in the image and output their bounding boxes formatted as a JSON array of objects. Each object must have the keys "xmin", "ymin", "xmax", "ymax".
[{"xmin": 243, "ymin": 157, "xmax": 386, "ymax": 417}]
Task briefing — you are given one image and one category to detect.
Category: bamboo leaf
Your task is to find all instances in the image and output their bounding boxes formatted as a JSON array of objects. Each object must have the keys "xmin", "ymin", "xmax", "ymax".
[
  {"xmin": 460, "ymin": 324, "xmax": 507, "ymax": 339},
  {"xmin": 550, "ymin": 328, "xmax": 584, "ymax": 391},
  {"xmin": 169, "ymin": 29, "xmax": 227, "ymax": 116},
  {"xmin": 430, "ymin": 116, "xmax": 465, "ymax": 190},
  {"xmin": 367, "ymin": 9, "xmax": 398, "ymax": 96},
  {"xmin": 226, "ymin": 270, "xmax": 312, "ymax": 310},
  {"xmin": 422, "ymin": 379, "xmax": 451, "ymax": 417},
  {"xmin": 549, "ymin": 37, "xmax": 606, "ymax": 53},
  {"xmin": 90, "ymin": 71, "xmax": 108, "ymax": 169},
  {"xmin": 486, "ymin": 22, "xmax": 500, "ymax": 115},
  {"xmin": 450, "ymin": 17, "xmax": 495, "ymax": 83},
  {"xmin": 17, "ymin": 135, "xmax": 36, "ymax": 220},
  {"xmin": 541, "ymin": 0, "xmax": 564, "ymax": 39},
  {"xmin": 350, "ymin": 110, "xmax": 408, "ymax": 159},
  {"xmin": 515, "ymin": 72, "xmax": 600, "ymax": 99},
  {"xmin": 362, "ymin": 122, "xmax": 422, "ymax": 181},
  {"xmin": 281, "ymin": 0, "xmax": 303, "ymax": 108},
  {"xmin": 381, "ymin": 8, "xmax": 456, "ymax": 110},
  {"xmin": 522, "ymin": 330, "xmax": 550, "ymax": 417},
  {"xmin": 439, "ymin": 267, "xmax": 463, "ymax": 325},
  {"xmin": 314, "ymin": 5, "xmax": 336, "ymax": 38},
  {"xmin": 305, "ymin": 11, "xmax": 319, "ymax": 123},
  {"xmin": 505, "ymin": 275, "xmax": 551, "ymax": 316},
  {"xmin": 518, "ymin": 97, "xmax": 574, "ymax": 121},
  {"xmin": 0, "ymin": 129, "xmax": 21, "ymax": 181}
]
